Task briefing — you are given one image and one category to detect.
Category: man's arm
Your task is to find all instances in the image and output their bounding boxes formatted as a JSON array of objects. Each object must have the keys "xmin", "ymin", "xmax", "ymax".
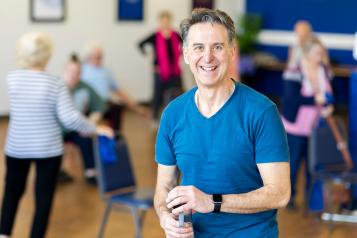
[
  {"xmin": 155, "ymin": 164, "xmax": 193, "ymax": 237},
  {"xmin": 220, "ymin": 162, "xmax": 290, "ymax": 213},
  {"xmin": 167, "ymin": 162, "xmax": 290, "ymax": 215},
  {"xmin": 115, "ymin": 89, "xmax": 149, "ymax": 117},
  {"xmin": 155, "ymin": 164, "xmax": 179, "ymax": 220}
]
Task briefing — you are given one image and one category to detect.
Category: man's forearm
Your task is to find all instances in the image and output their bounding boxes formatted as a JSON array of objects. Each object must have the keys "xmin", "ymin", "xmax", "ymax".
[
  {"xmin": 221, "ymin": 184, "xmax": 290, "ymax": 214},
  {"xmin": 154, "ymin": 187, "xmax": 171, "ymax": 218}
]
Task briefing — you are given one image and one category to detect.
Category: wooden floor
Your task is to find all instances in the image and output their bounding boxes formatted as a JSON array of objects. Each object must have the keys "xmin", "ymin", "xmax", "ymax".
[{"xmin": 0, "ymin": 111, "xmax": 356, "ymax": 238}]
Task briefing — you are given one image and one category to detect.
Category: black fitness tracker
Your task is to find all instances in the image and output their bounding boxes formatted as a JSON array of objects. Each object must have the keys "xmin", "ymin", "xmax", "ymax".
[{"xmin": 212, "ymin": 194, "xmax": 222, "ymax": 213}]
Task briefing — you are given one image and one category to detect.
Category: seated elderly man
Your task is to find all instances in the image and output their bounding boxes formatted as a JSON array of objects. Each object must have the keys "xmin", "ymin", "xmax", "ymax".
[{"xmin": 81, "ymin": 42, "xmax": 149, "ymax": 131}]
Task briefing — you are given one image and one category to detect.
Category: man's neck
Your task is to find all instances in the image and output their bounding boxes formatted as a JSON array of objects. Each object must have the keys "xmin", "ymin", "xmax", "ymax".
[{"xmin": 196, "ymin": 79, "xmax": 235, "ymax": 118}]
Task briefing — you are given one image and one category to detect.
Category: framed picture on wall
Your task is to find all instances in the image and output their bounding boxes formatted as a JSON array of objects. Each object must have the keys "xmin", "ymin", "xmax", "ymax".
[
  {"xmin": 30, "ymin": 0, "xmax": 66, "ymax": 22},
  {"xmin": 118, "ymin": 0, "xmax": 144, "ymax": 21}
]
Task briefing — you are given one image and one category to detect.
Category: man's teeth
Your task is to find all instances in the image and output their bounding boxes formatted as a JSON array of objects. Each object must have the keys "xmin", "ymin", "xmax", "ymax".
[{"xmin": 201, "ymin": 66, "xmax": 217, "ymax": 71}]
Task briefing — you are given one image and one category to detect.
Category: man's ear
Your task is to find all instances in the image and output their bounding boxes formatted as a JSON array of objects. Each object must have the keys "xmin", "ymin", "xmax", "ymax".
[
  {"xmin": 183, "ymin": 47, "xmax": 189, "ymax": 64},
  {"xmin": 230, "ymin": 41, "xmax": 237, "ymax": 60}
]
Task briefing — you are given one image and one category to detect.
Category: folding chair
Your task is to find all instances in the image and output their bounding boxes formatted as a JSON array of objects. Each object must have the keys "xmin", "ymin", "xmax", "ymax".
[
  {"xmin": 308, "ymin": 117, "xmax": 357, "ymax": 226},
  {"xmin": 94, "ymin": 133, "xmax": 154, "ymax": 238}
]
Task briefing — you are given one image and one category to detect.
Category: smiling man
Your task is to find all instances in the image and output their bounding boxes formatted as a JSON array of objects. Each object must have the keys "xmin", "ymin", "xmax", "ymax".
[{"xmin": 154, "ymin": 8, "xmax": 291, "ymax": 238}]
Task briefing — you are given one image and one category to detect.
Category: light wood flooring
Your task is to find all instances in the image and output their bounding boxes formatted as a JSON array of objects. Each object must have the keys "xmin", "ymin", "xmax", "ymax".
[{"xmin": 0, "ymin": 111, "xmax": 356, "ymax": 238}]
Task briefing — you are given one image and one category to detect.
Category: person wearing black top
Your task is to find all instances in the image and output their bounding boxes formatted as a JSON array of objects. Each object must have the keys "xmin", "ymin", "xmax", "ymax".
[{"xmin": 138, "ymin": 10, "xmax": 183, "ymax": 121}]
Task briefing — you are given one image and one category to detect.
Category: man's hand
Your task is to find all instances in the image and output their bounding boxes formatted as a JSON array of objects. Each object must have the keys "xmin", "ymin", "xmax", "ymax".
[
  {"xmin": 166, "ymin": 186, "xmax": 214, "ymax": 215},
  {"xmin": 159, "ymin": 211, "xmax": 194, "ymax": 238}
]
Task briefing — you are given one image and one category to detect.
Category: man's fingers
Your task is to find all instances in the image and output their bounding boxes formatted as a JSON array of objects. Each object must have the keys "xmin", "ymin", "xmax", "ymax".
[
  {"xmin": 166, "ymin": 186, "xmax": 193, "ymax": 203},
  {"xmin": 165, "ymin": 225, "xmax": 194, "ymax": 238},
  {"xmin": 171, "ymin": 203, "xmax": 193, "ymax": 215},
  {"xmin": 167, "ymin": 196, "xmax": 189, "ymax": 209}
]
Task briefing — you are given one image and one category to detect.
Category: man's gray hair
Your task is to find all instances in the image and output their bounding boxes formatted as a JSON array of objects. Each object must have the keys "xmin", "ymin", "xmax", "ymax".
[{"xmin": 180, "ymin": 8, "xmax": 236, "ymax": 46}]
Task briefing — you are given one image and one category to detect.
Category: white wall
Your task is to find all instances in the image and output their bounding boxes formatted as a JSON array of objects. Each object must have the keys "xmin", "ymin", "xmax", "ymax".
[{"xmin": 0, "ymin": 0, "xmax": 244, "ymax": 116}]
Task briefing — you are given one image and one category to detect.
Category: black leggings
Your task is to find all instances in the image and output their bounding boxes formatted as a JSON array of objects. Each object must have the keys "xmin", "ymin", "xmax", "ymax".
[
  {"xmin": 152, "ymin": 73, "xmax": 183, "ymax": 119},
  {"xmin": 0, "ymin": 155, "xmax": 61, "ymax": 238}
]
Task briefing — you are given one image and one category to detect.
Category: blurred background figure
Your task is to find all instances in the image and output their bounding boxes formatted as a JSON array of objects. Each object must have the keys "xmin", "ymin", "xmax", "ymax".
[
  {"xmin": 0, "ymin": 32, "xmax": 109, "ymax": 238},
  {"xmin": 60, "ymin": 54, "xmax": 106, "ymax": 185},
  {"xmin": 281, "ymin": 38, "xmax": 334, "ymax": 211},
  {"xmin": 138, "ymin": 10, "xmax": 183, "ymax": 124},
  {"xmin": 82, "ymin": 42, "xmax": 148, "ymax": 131},
  {"xmin": 287, "ymin": 20, "xmax": 329, "ymax": 70}
]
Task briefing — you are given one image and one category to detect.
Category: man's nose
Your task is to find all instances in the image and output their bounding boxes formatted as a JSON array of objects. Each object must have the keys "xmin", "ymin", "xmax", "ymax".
[{"xmin": 203, "ymin": 48, "xmax": 214, "ymax": 63}]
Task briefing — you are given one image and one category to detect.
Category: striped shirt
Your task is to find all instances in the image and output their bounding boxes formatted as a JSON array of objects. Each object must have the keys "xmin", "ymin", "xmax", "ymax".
[{"xmin": 5, "ymin": 70, "xmax": 96, "ymax": 158}]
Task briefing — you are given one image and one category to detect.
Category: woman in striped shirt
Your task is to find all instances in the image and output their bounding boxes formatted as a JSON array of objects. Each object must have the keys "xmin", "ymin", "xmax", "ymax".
[{"xmin": 0, "ymin": 32, "xmax": 111, "ymax": 238}]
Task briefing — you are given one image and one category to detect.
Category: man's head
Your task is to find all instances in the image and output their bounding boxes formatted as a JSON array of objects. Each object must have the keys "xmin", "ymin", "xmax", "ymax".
[
  {"xmin": 180, "ymin": 8, "xmax": 236, "ymax": 88},
  {"xmin": 159, "ymin": 10, "xmax": 172, "ymax": 31},
  {"xmin": 294, "ymin": 20, "xmax": 312, "ymax": 46},
  {"xmin": 180, "ymin": 8, "xmax": 236, "ymax": 48},
  {"xmin": 84, "ymin": 42, "xmax": 103, "ymax": 67},
  {"xmin": 63, "ymin": 54, "xmax": 81, "ymax": 89}
]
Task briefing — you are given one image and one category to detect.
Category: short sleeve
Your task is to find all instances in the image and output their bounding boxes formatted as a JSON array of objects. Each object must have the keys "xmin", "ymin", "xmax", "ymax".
[
  {"xmin": 254, "ymin": 105, "xmax": 290, "ymax": 164},
  {"xmin": 155, "ymin": 110, "xmax": 176, "ymax": 165}
]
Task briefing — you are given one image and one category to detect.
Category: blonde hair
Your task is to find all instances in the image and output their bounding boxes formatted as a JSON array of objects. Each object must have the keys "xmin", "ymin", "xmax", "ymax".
[
  {"xmin": 159, "ymin": 10, "xmax": 172, "ymax": 20},
  {"xmin": 16, "ymin": 32, "xmax": 53, "ymax": 69}
]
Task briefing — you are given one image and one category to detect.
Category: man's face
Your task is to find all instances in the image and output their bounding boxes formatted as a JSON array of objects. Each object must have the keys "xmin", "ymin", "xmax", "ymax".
[
  {"xmin": 295, "ymin": 23, "xmax": 311, "ymax": 46},
  {"xmin": 63, "ymin": 62, "xmax": 81, "ymax": 89},
  {"xmin": 183, "ymin": 23, "xmax": 234, "ymax": 88},
  {"xmin": 89, "ymin": 48, "xmax": 103, "ymax": 67}
]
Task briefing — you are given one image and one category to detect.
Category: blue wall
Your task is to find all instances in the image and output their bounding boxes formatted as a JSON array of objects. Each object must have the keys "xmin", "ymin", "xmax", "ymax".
[
  {"xmin": 247, "ymin": 0, "xmax": 356, "ymax": 64},
  {"xmin": 247, "ymin": 0, "xmax": 357, "ymax": 34}
]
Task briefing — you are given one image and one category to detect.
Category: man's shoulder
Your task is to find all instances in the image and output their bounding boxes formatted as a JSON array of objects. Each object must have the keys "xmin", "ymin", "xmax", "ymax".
[
  {"xmin": 162, "ymin": 87, "xmax": 195, "ymax": 116},
  {"xmin": 237, "ymin": 83, "xmax": 275, "ymax": 111}
]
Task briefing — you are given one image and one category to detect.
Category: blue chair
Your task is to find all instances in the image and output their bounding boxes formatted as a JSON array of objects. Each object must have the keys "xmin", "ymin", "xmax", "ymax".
[{"xmin": 94, "ymin": 134, "xmax": 154, "ymax": 238}]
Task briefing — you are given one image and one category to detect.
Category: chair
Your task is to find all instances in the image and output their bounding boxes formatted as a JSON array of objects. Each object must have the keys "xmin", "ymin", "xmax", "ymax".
[
  {"xmin": 94, "ymin": 133, "xmax": 154, "ymax": 238},
  {"xmin": 308, "ymin": 118, "xmax": 357, "ymax": 225}
]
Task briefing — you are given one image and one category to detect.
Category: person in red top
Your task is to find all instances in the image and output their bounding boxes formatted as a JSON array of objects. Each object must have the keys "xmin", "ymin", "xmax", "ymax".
[{"xmin": 138, "ymin": 10, "xmax": 183, "ymax": 122}]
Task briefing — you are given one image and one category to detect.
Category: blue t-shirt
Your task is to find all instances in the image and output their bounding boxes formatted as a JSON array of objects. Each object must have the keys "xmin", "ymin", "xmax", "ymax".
[
  {"xmin": 81, "ymin": 63, "xmax": 118, "ymax": 101},
  {"xmin": 155, "ymin": 82, "xmax": 289, "ymax": 237}
]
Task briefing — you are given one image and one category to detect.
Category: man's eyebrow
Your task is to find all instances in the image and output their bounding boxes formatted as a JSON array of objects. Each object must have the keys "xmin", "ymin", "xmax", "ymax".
[{"xmin": 191, "ymin": 42, "xmax": 225, "ymax": 46}]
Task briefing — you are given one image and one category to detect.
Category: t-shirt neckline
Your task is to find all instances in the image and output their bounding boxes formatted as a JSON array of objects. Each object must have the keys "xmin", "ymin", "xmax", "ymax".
[{"xmin": 191, "ymin": 81, "xmax": 239, "ymax": 121}]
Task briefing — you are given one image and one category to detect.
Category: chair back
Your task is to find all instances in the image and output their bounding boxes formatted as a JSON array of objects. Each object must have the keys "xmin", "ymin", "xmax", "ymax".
[
  {"xmin": 308, "ymin": 119, "xmax": 348, "ymax": 174},
  {"xmin": 94, "ymin": 133, "xmax": 136, "ymax": 198}
]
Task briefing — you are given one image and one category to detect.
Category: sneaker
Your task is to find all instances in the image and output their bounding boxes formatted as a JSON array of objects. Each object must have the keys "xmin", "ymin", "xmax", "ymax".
[{"xmin": 58, "ymin": 170, "xmax": 74, "ymax": 183}]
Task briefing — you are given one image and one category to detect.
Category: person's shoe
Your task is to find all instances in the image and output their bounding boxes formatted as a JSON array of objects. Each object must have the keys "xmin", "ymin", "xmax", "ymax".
[
  {"xmin": 58, "ymin": 170, "xmax": 74, "ymax": 183},
  {"xmin": 85, "ymin": 176, "xmax": 97, "ymax": 186}
]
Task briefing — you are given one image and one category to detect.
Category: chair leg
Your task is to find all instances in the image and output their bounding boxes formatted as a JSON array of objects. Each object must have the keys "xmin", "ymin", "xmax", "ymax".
[
  {"xmin": 324, "ymin": 181, "xmax": 335, "ymax": 234},
  {"xmin": 98, "ymin": 203, "xmax": 112, "ymax": 238},
  {"xmin": 130, "ymin": 207, "xmax": 146, "ymax": 238}
]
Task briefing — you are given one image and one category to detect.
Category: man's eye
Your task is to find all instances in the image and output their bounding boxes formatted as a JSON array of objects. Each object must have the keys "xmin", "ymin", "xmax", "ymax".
[
  {"xmin": 194, "ymin": 46, "xmax": 204, "ymax": 51},
  {"xmin": 214, "ymin": 45, "xmax": 223, "ymax": 51}
]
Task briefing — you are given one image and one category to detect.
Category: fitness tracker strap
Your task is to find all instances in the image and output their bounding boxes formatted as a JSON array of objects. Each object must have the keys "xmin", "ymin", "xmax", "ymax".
[{"xmin": 212, "ymin": 194, "xmax": 222, "ymax": 213}]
